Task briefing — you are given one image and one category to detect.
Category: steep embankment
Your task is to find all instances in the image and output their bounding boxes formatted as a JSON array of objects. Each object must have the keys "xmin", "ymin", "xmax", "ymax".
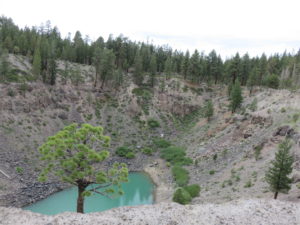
[
  {"xmin": 180, "ymin": 88, "xmax": 300, "ymax": 203},
  {"xmin": 1, "ymin": 54, "xmax": 300, "ymax": 223},
  {"xmin": 0, "ymin": 54, "xmax": 208, "ymax": 207},
  {"xmin": 1, "ymin": 199, "xmax": 299, "ymax": 225}
]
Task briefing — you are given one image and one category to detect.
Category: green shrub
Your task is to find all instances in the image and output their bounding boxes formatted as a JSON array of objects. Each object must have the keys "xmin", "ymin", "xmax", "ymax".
[
  {"xmin": 142, "ymin": 147, "xmax": 153, "ymax": 155},
  {"xmin": 248, "ymin": 98, "xmax": 258, "ymax": 112},
  {"xmin": 209, "ymin": 170, "xmax": 215, "ymax": 175},
  {"xmin": 7, "ymin": 88, "xmax": 15, "ymax": 97},
  {"xmin": 254, "ymin": 145, "xmax": 263, "ymax": 161},
  {"xmin": 213, "ymin": 154, "xmax": 217, "ymax": 161},
  {"xmin": 293, "ymin": 113, "xmax": 299, "ymax": 123},
  {"xmin": 132, "ymin": 88, "xmax": 152, "ymax": 101},
  {"xmin": 244, "ymin": 180, "xmax": 252, "ymax": 188},
  {"xmin": 147, "ymin": 118, "xmax": 160, "ymax": 128},
  {"xmin": 184, "ymin": 184, "xmax": 200, "ymax": 198},
  {"xmin": 153, "ymin": 138, "xmax": 171, "ymax": 148},
  {"xmin": 15, "ymin": 167, "xmax": 23, "ymax": 174},
  {"xmin": 160, "ymin": 146, "xmax": 192, "ymax": 166},
  {"xmin": 281, "ymin": 108, "xmax": 286, "ymax": 113},
  {"xmin": 172, "ymin": 188, "xmax": 191, "ymax": 205},
  {"xmin": 116, "ymin": 146, "xmax": 132, "ymax": 157},
  {"xmin": 125, "ymin": 152, "xmax": 135, "ymax": 159},
  {"xmin": 172, "ymin": 166, "xmax": 189, "ymax": 187}
]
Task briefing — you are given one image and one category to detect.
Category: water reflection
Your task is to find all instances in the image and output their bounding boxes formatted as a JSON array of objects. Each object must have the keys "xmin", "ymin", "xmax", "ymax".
[{"xmin": 24, "ymin": 172, "xmax": 154, "ymax": 215}]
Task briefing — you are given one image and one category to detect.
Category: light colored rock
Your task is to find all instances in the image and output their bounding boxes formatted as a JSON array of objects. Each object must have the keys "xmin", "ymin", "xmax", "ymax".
[{"xmin": 1, "ymin": 199, "xmax": 300, "ymax": 225}]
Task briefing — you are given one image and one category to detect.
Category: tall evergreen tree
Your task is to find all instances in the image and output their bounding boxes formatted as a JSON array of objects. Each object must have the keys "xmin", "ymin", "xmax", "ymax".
[
  {"xmin": 61, "ymin": 61, "xmax": 70, "ymax": 85},
  {"xmin": 230, "ymin": 81, "xmax": 243, "ymax": 113},
  {"xmin": 247, "ymin": 68, "xmax": 258, "ymax": 96},
  {"xmin": 208, "ymin": 50, "xmax": 219, "ymax": 84},
  {"xmin": 229, "ymin": 53, "xmax": 241, "ymax": 84},
  {"xmin": 48, "ymin": 56, "xmax": 56, "ymax": 85},
  {"xmin": 47, "ymin": 40, "xmax": 57, "ymax": 85},
  {"xmin": 32, "ymin": 45, "xmax": 41, "ymax": 77},
  {"xmin": 93, "ymin": 46, "xmax": 102, "ymax": 88},
  {"xmin": 149, "ymin": 54, "xmax": 157, "ymax": 87},
  {"xmin": 99, "ymin": 48, "xmax": 115, "ymax": 88},
  {"xmin": 189, "ymin": 50, "xmax": 200, "ymax": 82},
  {"xmin": 204, "ymin": 100, "xmax": 214, "ymax": 121},
  {"xmin": 133, "ymin": 50, "xmax": 143, "ymax": 85},
  {"xmin": 181, "ymin": 50, "xmax": 190, "ymax": 80},
  {"xmin": 241, "ymin": 53, "xmax": 251, "ymax": 85},
  {"xmin": 0, "ymin": 48, "xmax": 10, "ymax": 82},
  {"xmin": 164, "ymin": 56, "xmax": 172, "ymax": 79},
  {"xmin": 265, "ymin": 139, "xmax": 294, "ymax": 199}
]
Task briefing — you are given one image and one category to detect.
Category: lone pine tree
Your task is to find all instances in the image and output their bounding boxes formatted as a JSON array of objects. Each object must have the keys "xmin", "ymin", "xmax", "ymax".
[
  {"xmin": 230, "ymin": 81, "xmax": 243, "ymax": 113},
  {"xmin": 38, "ymin": 123, "xmax": 128, "ymax": 213},
  {"xmin": 265, "ymin": 139, "xmax": 294, "ymax": 199},
  {"xmin": 204, "ymin": 100, "xmax": 214, "ymax": 121}
]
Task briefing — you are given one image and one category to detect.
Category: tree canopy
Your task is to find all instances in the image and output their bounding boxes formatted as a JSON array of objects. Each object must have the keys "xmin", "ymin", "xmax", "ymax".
[
  {"xmin": 265, "ymin": 139, "xmax": 294, "ymax": 199},
  {"xmin": 38, "ymin": 123, "xmax": 128, "ymax": 213}
]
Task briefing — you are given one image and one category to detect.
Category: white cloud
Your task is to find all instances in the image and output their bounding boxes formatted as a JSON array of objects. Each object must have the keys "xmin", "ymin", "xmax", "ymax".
[{"xmin": 1, "ymin": 0, "xmax": 300, "ymax": 57}]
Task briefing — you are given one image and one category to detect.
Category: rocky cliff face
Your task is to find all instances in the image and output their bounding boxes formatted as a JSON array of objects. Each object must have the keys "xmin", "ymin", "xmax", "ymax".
[{"xmin": 1, "ymin": 199, "xmax": 299, "ymax": 225}]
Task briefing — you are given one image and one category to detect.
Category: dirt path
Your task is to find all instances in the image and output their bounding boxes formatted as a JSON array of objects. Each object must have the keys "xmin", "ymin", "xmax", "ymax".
[{"xmin": 144, "ymin": 158, "xmax": 173, "ymax": 203}]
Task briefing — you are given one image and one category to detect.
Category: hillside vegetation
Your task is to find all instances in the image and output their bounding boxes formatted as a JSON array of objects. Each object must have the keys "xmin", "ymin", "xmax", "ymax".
[{"xmin": 0, "ymin": 17, "xmax": 300, "ymax": 213}]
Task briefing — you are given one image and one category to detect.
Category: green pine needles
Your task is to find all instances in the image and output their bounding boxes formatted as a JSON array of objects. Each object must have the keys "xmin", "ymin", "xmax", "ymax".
[
  {"xmin": 38, "ymin": 123, "xmax": 128, "ymax": 213},
  {"xmin": 265, "ymin": 139, "xmax": 294, "ymax": 199},
  {"xmin": 230, "ymin": 81, "xmax": 243, "ymax": 113}
]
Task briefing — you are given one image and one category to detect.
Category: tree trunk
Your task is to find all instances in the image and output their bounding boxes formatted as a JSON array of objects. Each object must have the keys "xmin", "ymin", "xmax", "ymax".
[
  {"xmin": 274, "ymin": 191, "xmax": 278, "ymax": 199},
  {"xmin": 77, "ymin": 184, "xmax": 86, "ymax": 213}
]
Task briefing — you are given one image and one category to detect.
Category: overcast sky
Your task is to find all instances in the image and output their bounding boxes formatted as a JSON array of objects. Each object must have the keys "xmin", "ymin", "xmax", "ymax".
[{"xmin": 1, "ymin": 0, "xmax": 300, "ymax": 58}]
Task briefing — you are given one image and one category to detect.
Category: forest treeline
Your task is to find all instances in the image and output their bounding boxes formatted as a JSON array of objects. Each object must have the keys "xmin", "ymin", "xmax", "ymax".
[{"xmin": 0, "ymin": 16, "xmax": 300, "ymax": 89}]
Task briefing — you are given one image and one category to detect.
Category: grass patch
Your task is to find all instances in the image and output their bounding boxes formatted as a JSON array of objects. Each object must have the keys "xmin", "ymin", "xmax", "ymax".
[
  {"xmin": 160, "ymin": 146, "xmax": 192, "ymax": 166},
  {"xmin": 153, "ymin": 138, "xmax": 171, "ymax": 149},
  {"xmin": 147, "ymin": 118, "xmax": 160, "ymax": 128},
  {"xmin": 172, "ymin": 166, "xmax": 189, "ymax": 187},
  {"xmin": 184, "ymin": 184, "xmax": 200, "ymax": 198}
]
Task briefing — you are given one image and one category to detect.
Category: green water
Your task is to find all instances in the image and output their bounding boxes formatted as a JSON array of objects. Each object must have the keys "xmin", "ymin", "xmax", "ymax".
[{"xmin": 24, "ymin": 172, "xmax": 154, "ymax": 215}]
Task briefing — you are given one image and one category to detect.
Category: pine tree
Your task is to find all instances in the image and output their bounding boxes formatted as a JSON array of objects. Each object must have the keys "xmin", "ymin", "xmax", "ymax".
[
  {"xmin": 265, "ymin": 139, "xmax": 294, "ymax": 199},
  {"xmin": 204, "ymin": 100, "xmax": 214, "ymax": 121},
  {"xmin": 230, "ymin": 81, "xmax": 243, "ymax": 113},
  {"xmin": 71, "ymin": 65, "xmax": 84, "ymax": 86},
  {"xmin": 247, "ymin": 68, "xmax": 258, "ymax": 96},
  {"xmin": 61, "ymin": 61, "xmax": 70, "ymax": 85},
  {"xmin": 32, "ymin": 45, "xmax": 41, "ymax": 77},
  {"xmin": 164, "ymin": 56, "xmax": 172, "ymax": 79},
  {"xmin": 133, "ymin": 51, "xmax": 143, "ymax": 85},
  {"xmin": 0, "ymin": 48, "xmax": 10, "ymax": 82},
  {"xmin": 149, "ymin": 55, "xmax": 157, "ymax": 87},
  {"xmin": 48, "ymin": 56, "xmax": 56, "ymax": 85},
  {"xmin": 99, "ymin": 48, "xmax": 115, "ymax": 88},
  {"xmin": 93, "ymin": 46, "xmax": 102, "ymax": 88},
  {"xmin": 38, "ymin": 123, "xmax": 128, "ymax": 213},
  {"xmin": 181, "ymin": 50, "xmax": 190, "ymax": 80}
]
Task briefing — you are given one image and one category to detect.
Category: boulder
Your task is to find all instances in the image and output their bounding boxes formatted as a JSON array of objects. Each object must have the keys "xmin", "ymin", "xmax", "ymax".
[
  {"xmin": 273, "ymin": 126, "xmax": 295, "ymax": 137},
  {"xmin": 251, "ymin": 115, "xmax": 273, "ymax": 127}
]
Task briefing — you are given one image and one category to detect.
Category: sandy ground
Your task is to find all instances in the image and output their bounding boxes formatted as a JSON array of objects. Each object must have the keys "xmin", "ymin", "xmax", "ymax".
[
  {"xmin": 143, "ymin": 159, "xmax": 173, "ymax": 203},
  {"xmin": 1, "ymin": 199, "xmax": 299, "ymax": 225}
]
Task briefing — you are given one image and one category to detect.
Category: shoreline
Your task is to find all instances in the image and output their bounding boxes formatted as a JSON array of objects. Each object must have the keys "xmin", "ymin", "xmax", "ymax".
[{"xmin": 143, "ymin": 159, "xmax": 173, "ymax": 203}]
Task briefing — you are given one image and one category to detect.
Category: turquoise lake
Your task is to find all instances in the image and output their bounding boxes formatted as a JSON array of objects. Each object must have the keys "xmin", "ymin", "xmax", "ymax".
[{"xmin": 24, "ymin": 172, "xmax": 154, "ymax": 215}]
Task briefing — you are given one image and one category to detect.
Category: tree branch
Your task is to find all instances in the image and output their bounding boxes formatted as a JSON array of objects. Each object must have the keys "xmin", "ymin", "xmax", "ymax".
[
  {"xmin": 87, "ymin": 183, "xmax": 112, "ymax": 191},
  {"xmin": 90, "ymin": 189, "xmax": 113, "ymax": 199}
]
